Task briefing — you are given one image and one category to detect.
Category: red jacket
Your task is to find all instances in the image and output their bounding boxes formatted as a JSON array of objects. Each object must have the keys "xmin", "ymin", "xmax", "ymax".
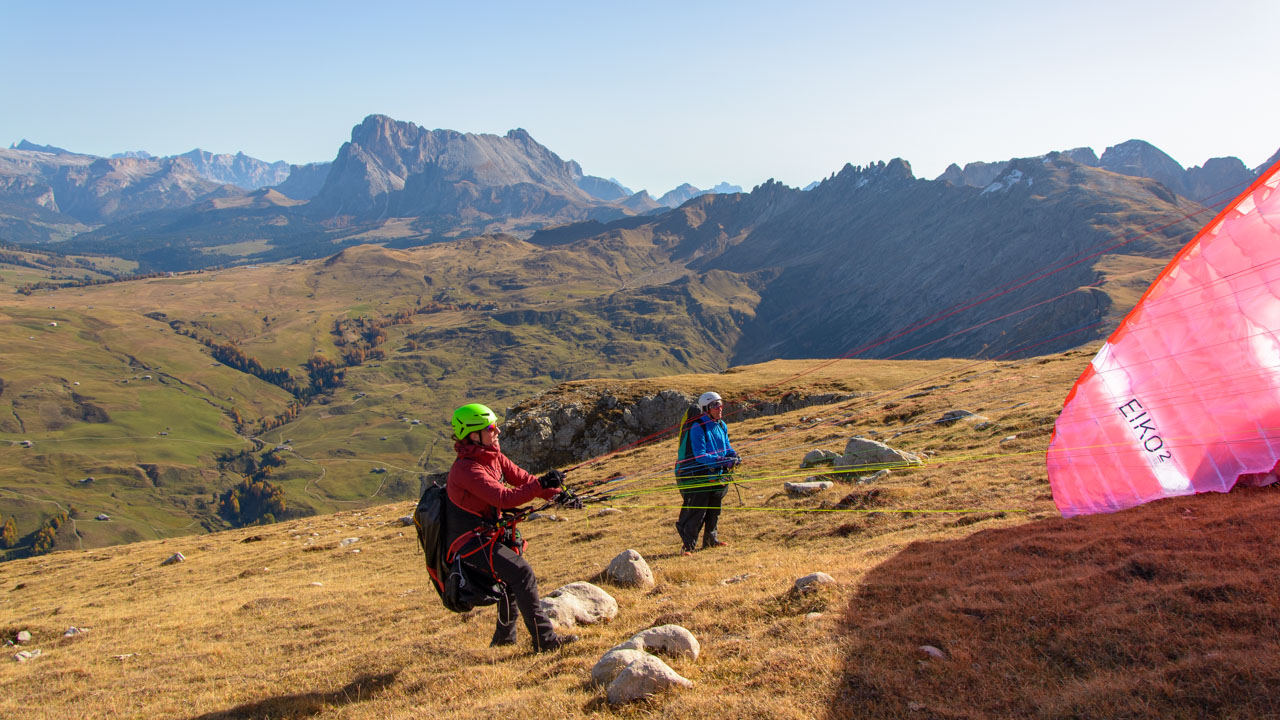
[{"xmin": 447, "ymin": 441, "xmax": 558, "ymax": 520}]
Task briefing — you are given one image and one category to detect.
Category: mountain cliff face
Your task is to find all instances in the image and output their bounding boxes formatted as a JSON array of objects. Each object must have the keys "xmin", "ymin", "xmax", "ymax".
[
  {"xmin": 0, "ymin": 148, "xmax": 240, "ymax": 225},
  {"xmin": 307, "ymin": 115, "xmax": 611, "ymax": 224},
  {"xmin": 176, "ymin": 149, "xmax": 292, "ymax": 190},
  {"xmin": 272, "ymin": 162, "xmax": 332, "ymax": 200}
]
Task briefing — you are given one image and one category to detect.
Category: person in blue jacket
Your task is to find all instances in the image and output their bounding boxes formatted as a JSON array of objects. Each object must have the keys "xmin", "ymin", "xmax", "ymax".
[{"xmin": 674, "ymin": 391, "xmax": 740, "ymax": 555}]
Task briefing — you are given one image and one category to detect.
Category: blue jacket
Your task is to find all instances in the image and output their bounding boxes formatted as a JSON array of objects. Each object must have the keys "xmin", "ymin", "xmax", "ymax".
[{"xmin": 676, "ymin": 413, "xmax": 737, "ymax": 487}]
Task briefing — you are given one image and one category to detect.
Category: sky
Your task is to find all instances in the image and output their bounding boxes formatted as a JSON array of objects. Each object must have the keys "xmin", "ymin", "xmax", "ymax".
[{"xmin": 4, "ymin": 0, "xmax": 1278, "ymax": 196}]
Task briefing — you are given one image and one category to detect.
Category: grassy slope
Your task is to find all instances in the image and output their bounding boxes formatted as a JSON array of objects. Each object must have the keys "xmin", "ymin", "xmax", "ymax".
[
  {"xmin": 0, "ymin": 239, "xmax": 761, "ymax": 551},
  {"xmin": 0, "ymin": 205, "xmax": 1198, "ymax": 557},
  {"xmin": 12, "ymin": 347, "xmax": 1277, "ymax": 718}
]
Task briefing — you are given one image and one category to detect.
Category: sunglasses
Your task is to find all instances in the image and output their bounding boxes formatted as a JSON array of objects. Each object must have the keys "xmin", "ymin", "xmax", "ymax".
[{"xmin": 707, "ymin": 401, "xmax": 724, "ymax": 409}]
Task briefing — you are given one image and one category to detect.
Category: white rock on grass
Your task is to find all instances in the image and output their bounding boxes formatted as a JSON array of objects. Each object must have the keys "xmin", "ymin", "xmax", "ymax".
[
  {"xmin": 591, "ymin": 646, "xmax": 649, "ymax": 686},
  {"xmin": 160, "ymin": 552, "xmax": 185, "ymax": 566},
  {"xmin": 398, "ymin": 515, "xmax": 414, "ymax": 526},
  {"xmin": 630, "ymin": 624, "xmax": 700, "ymax": 660},
  {"xmin": 605, "ymin": 549, "xmax": 654, "ymax": 588},
  {"xmin": 16, "ymin": 631, "xmax": 31, "ymax": 644},
  {"xmin": 339, "ymin": 537, "xmax": 360, "ymax": 547},
  {"xmin": 858, "ymin": 469, "xmax": 891, "ymax": 485},
  {"xmin": 834, "ymin": 437, "xmax": 923, "ymax": 474},
  {"xmin": 784, "ymin": 480, "xmax": 833, "ymax": 496},
  {"xmin": 794, "ymin": 572, "xmax": 837, "ymax": 594},
  {"xmin": 539, "ymin": 582, "xmax": 617, "ymax": 628},
  {"xmin": 14, "ymin": 649, "xmax": 42, "ymax": 662},
  {"xmin": 596, "ymin": 507, "xmax": 623, "ymax": 516},
  {"xmin": 606, "ymin": 654, "xmax": 693, "ymax": 705},
  {"xmin": 801, "ymin": 449, "xmax": 841, "ymax": 468}
]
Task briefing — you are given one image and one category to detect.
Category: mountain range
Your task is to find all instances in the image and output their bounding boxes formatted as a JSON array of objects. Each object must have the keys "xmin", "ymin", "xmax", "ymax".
[{"xmin": 2, "ymin": 115, "xmax": 1277, "ymax": 561}]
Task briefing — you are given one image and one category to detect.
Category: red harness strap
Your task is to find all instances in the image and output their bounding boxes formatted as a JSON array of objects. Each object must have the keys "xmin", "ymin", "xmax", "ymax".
[{"xmin": 446, "ymin": 523, "xmax": 526, "ymax": 579}]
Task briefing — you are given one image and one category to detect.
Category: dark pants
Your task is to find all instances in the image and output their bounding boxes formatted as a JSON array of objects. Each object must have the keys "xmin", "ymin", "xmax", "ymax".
[
  {"xmin": 676, "ymin": 485, "xmax": 728, "ymax": 551},
  {"xmin": 455, "ymin": 537, "xmax": 559, "ymax": 649}
]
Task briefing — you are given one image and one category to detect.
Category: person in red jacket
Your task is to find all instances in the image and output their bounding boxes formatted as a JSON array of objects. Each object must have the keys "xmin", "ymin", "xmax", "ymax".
[{"xmin": 445, "ymin": 403, "xmax": 578, "ymax": 652}]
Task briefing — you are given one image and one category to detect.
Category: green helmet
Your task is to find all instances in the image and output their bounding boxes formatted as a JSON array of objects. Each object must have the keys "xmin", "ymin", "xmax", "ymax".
[{"xmin": 452, "ymin": 403, "xmax": 497, "ymax": 440}]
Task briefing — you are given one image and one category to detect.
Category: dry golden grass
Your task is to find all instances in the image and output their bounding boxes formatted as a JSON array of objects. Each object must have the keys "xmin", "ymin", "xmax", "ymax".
[{"xmin": 4, "ymin": 346, "xmax": 1275, "ymax": 718}]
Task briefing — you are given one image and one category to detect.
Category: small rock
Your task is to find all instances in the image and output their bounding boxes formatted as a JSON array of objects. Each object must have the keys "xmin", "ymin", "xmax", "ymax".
[
  {"xmin": 784, "ymin": 480, "xmax": 834, "ymax": 496},
  {"xmin": 160, "ymin": 552, "xmax": 185, "ymax": 566},
  {"xmin": 800, "ymin": 449, "xmax": 841, "ymax": 468},
  {"xmin": 919, "ymin": 645, "xmax": 946, "ymax": 660},
  {"xmin": 857, "ymin": 469, "xmax": 891, "ymax": 485},
  {"xmin": 721, "ymin": 573, "xmax": 754, "ymax": 585},
  {"xmin": 805, "ymin": 612, "xmax": 824, "ymax": 621},
  {"xmin": 14, "ymin": 649, "xmax": 41, "ymax": 663},
  {"xmin": 309, "ymin": 582, "xmax": 324, "ymax": 587},
  {"xmin": 605, "ymin": 549, "xmax": 655, "ymax": 588},
  {"xmin": 339, "ymin": 537, "xmax": 360, "ymax": 547},
  {"xmin": 540, "ymin": 582, "xmax": 618, "ymax": 628},
  {"xmin": 398, "ymin": 516, "xmax": 414, "ymax": 526},
  {"xmin": 95, "ymin": 514, "xmax": 110, "ymax": 521},
  {"xmin": 350, "ymin": 549, "xmax": 361, "ymax": 554},
  {"xmin": 606, "ymin": 654, "xmax": 693, "ymax": 704},
  {"xmin": 794, "ymin": 572, "xmax": 837, "ymax": 593},
  {"xmin": 1000, "ymin": 435, "xmax": 1017, "ymax": 444},
  {"xmin": 63, "ymin": 627, "xmax": 84, "ymax": 637},
  {"xmin": 938, "ymin": 410, "xmax": 987, "ymax": 425},
  {"xmin": 630, "ymin": 624, "xmax": 700, "ymax": 660},
  {"xmin": 16, "ymin": 631, "xmax": 31, "ymax": 644},
  {"xmin": 591, "ymin": 647, "xmax": 649, "ymax": 686},
  {"xmin": 596, "ymin": 507, "xmax": 623, "ymax": 516}
]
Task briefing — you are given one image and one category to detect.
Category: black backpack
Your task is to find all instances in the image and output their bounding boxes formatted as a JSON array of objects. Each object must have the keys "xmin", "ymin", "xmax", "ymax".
[{"xmin": 413, "ymin": 481, "xmax": 504, "ymax": 613}]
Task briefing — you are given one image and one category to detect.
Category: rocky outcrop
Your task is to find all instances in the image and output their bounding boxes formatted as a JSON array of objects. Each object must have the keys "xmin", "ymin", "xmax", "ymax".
[{"xmin": 499, "ymin": 387, "xmax": 857, "ymax": 472}]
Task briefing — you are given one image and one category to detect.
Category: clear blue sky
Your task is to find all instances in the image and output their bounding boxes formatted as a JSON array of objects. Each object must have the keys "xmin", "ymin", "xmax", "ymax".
[{"xmin": 4, "ymin": 0, "xmax": 1276, "ymax": 195}]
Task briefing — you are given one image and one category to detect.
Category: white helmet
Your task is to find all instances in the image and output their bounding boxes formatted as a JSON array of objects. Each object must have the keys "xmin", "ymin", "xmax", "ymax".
[{"xmin": 698, "ymin": 391, "xmax": 723, "ymax": 410}]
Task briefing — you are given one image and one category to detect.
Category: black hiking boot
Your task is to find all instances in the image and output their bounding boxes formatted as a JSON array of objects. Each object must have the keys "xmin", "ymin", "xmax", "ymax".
[{"xmin": 535, "ymin": 633, "xmax": 579, "ymax": 653}]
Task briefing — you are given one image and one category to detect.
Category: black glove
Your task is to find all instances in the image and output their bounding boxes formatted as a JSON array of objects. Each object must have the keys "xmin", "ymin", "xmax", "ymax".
[{"xmin": 538, "ymin": 469, "xmax": 565, "ymax": 489}]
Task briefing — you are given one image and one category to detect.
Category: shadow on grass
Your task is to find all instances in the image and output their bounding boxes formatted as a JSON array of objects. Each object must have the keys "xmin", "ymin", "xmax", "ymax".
[
  {"xmin": 186, "ymin": 670, "xmax": 400, "ymax": 720},
  {"xmin": 828, "ymin": 487, "xmax": 1280, "ymax": 719}
]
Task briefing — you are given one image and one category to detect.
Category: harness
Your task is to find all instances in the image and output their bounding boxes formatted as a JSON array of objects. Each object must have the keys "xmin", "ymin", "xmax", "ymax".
[{"xmin": 445, "ymin": 510, "xmax": 528, "ymax": 582}]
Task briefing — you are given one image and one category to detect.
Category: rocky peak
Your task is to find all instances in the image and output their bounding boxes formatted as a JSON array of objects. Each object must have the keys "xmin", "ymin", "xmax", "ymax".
[
  {"xmin": 1099, "ymin": 139, "xmax": 1187, "ymax": 195},
  {"xmin": 13, "ymin": 140, "xmax": 74, "ymax": 155},
  {"xmin": 311, "ymin": 114, "xmax": 597, "ymax": 219},
  {"xmin": 829, "ymin": 158, "xmax": 916, "ymax": 191}
]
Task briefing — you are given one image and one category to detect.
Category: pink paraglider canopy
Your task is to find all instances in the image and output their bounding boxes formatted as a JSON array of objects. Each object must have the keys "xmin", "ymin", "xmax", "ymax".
[{"xmin": 1048, "ymin": 162, "xmax": 1280, "ymax": 516}]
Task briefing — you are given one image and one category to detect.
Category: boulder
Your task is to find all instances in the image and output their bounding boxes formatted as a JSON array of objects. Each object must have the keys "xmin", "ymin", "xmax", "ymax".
[
  {"xmin": 539, "ymin": 582, "xmax": 617, "ymax": 628},
  {"xmin": 834, "ymin": 437, "xmax": 922, "ymax": 475},
  {"xmin": 630, "ymin": 624, "xmax": 700, "ymax": 660},
  {"xmin": 605, "ymin": 549, "xmax": 654, "ymax": 588},
  {"xmin": 606, "ymin": 654, "xmax": 693, "ymax": 705}
]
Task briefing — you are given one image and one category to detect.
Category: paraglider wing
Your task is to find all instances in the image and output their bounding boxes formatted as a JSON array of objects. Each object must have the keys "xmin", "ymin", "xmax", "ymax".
[{"xmin": 1048, "ymin": 162, "xmax": 1280, "ymax": 516}]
